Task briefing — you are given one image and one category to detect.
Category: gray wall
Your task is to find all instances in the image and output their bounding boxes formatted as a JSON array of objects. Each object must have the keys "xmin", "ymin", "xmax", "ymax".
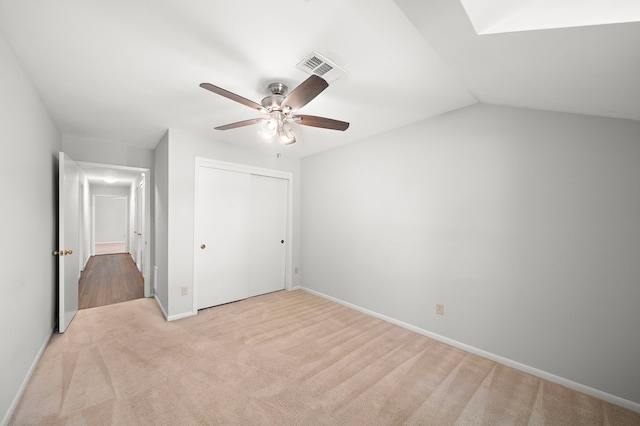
[
  {"xmin": 63, "ymin": 135, "xmax": 154, "ymax": 170},
  {"xmin": 94, "ymin": 194, "xmax": 128, "ymax": 243},
  {"xmin": 301, "ymin": 103, "xmax": 640, "ymax": 405},
  {"xmin": 153, "ymin": 132, "xmax": 169, "ymax": 312},
  {"xmin": 0, "ymin": 33, "xmax": 61, "ymax": 423},
  {"xmin": 90, "ymin": 185, "xmax": 130, "ymax": 247}
]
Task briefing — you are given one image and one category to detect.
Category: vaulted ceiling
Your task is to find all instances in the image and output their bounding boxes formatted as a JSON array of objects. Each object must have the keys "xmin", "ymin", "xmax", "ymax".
[
  {"xmin": 397, "ymin": 0, "xmax": 640, "ymax": 122},
  {"xmin": 1, "ymin": 0, "xmax": 638, "ymax": 157}
]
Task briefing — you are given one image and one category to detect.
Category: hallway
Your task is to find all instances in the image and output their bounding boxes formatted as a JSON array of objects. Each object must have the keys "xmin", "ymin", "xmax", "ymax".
[{"xmin": 78, "ymin": 254, "xmax": 144, "ymax": 309}]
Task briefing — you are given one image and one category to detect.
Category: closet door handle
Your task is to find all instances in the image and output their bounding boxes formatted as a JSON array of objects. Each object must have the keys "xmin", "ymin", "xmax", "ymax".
[
  {"xmin": 281, "ymin": 240, "xmax": 284, "ymax": 244},
  {"xmin": 200, "ymin": 244, "xmax": 206, "ymax": 249}
]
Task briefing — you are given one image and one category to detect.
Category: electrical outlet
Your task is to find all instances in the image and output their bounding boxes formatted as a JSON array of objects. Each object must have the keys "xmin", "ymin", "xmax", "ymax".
[
  {"xmin": 181, "ymin": 286, "xmax": 188, "ymax": 296},
  {"xmin": 436, "ymin": 303, "xmax": 444, "ymax": 315}
]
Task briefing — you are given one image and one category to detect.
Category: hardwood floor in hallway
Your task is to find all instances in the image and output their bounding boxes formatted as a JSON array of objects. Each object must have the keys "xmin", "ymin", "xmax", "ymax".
[{"xmin": 78, "ymin": 253, "xmax": 144, "ymax": 310}]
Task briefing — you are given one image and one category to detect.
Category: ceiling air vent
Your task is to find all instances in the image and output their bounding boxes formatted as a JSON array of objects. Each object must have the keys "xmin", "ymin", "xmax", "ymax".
[{"xmin": 296, "ymin": 51, "xmax": 347, "ymax": 83}]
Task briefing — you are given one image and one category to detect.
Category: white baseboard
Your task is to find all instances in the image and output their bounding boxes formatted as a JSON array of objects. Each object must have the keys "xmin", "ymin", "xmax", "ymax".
[
  {"xmin": 167, "ymin": 311, "xmax": 195, "ymax": 321},
  {"xmin": 2, "ymin": 329, "xmax": 53, "ymax": 426},
  {"xmin": 154, "ymin": 295, "xmax": 169, "ymax": 320},
  {"xmin": 82, "ymin": 254, "xmax": 91, "ymax": 272},
  {"xmin": 301, "ymin": 287, "xmax": 640, "ymax": 414},
  {"xmin": 289, "ymin": 285, "xmax": 302, "ymax": 291},
  {"xmin": 153, "ymin": 295, "xmax": 195, "ymax": 322}
]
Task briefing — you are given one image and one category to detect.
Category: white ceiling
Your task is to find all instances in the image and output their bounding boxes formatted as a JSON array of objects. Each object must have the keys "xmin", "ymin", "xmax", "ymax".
[
  {"xmin": 396, "ymin": 0, "xmax": 640, "ymax": 122},
  {"xmin": 81, "ymin": 165, "xmax": 142, "ymax": 187},
  {"xmin": 0, "ymin": 0, "xmax": 638, "ymax": 158},
  {"xmin": 458, "ymin": 0, "xmax": 640, "ymax": 34}
]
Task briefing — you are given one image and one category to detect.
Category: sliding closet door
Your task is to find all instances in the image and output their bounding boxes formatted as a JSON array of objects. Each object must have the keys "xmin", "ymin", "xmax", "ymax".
[
  {"xmin": 195, "ymin": 167, "xmax": 251, "ymax": 309},
  {"xmin": 195, "ymin": 164, "xmax": 289, "ymax": 311},
  {"xmin": 248, "ymin": 174, "xmax": 288, "ymax": 297}
]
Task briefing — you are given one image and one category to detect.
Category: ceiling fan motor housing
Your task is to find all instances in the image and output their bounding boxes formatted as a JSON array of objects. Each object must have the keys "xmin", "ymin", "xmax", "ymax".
[
  {"xmin": 261, "ymin": 94, "xmax": 285, "ymax": 110},
  {"xmin": 267, "ymin": 83, "xmax": 288, "ymax": 96},
  {"xmin": 261, "ymin": 83, "xmax": 288, "ymax": 110}
]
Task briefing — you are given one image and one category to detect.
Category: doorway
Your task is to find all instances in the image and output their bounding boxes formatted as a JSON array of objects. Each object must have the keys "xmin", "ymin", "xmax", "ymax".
[
  {"xmin": 58, "ymin": 154, "xmax": 152, "ymax": 330},
  {"xmin": 78, "ymin": 162, "xmax": 151, "ymax": 307}
]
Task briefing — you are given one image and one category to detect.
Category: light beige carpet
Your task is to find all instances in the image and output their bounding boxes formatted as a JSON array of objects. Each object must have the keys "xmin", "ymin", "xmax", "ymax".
[{"xmin": 10, "ymin": 290, "xmax": 640, "ymax": 425}]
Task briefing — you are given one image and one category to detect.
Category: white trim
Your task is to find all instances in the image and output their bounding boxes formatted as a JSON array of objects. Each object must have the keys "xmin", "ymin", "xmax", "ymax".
[
  {"xmin": 284, "ymin": 173, "xmax": 294, "ymax": 292},
  {"xmin": 194, "ymin": 157, "xmax": 293, "ymax": 181},
  {"xmin": 167, "ymin": 311, "xmax": 196, "ymax": 322},
  {"xmin": 301, "ymin": 287, "xmax": 640, "ymax": 414},
  {"xmin": 154, "ymin": 294, "xmax": 196, "ymax": 322},
  {"xmin": 2, "ymin": 329, "xmax": 52, "ymax": 426},
  {"xmin": 193, "ymin": 157, "xmax": 294, "ymax": 315},
  {"xmin": 154, "ymin": 295, "xmax": 169, "ymax": 320},
  {"xmin": 76, "ymin": 161, "xmax": 149, "ymax": 174}
]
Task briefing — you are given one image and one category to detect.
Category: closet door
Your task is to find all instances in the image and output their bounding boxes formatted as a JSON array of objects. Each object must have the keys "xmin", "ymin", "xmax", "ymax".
[
  {"xmin": 195, "ymin": 167, "xmax": 251, "ymax": 309},
  {"xmin": 248, "ymin": 174, "xmax": 288, "ymax": 297}
]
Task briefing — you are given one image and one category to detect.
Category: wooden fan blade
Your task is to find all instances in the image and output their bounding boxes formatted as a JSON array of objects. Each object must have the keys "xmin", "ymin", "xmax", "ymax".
[
  {"xmin": 200, "ymin": 83, "xmax": 265, "ymax": 112},
  {"xmin": 215, "ymin": 118, "xmax": 263, "ymax": 130},
  {"xmin": 294, "ymin": 115, "xmax": 350, "ymax": 131},
  {"xmin": 281, "ymin": 75, "xmax": 329, "ymax": 111}
]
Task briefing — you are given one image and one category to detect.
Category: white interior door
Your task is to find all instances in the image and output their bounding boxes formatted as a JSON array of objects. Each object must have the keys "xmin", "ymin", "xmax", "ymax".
[
  {"xmin": 195, "ymin": 167, "xmax": 251, "ymax": 309},
  {"xmin": 248, "ymin": 174, "xmax": 288, "ymax": 297},
  {"xmin": 135, "ymin": 181, "xmax": 144, "ymax": 271},
  {"xmin": 58, "ymin": 152, "xmax": 80, "ymax": 333}
]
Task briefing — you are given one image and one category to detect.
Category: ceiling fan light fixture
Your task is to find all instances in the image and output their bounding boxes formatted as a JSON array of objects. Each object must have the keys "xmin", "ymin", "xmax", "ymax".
[
  {"xmin": 200, "ymin": 74, "xmax": 348, "ymax": 144},
  {"xmin": 279, "ymin": 122, "xmax": 296, "ymax": 145},
  {"xmin": 281, "ymin": 136, "xmax": 296, "ymax": 145},
  {"xmin": 259, "ymin": 118, "xmax": 277, "ymax": 140}
]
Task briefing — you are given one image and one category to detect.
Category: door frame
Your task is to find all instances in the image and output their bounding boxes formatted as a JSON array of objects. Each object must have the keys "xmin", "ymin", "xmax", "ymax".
[
  {"xmin": 193, "ymin": 157, "xmax": 293, "ymax": 315},
  {"xmin": 77, "ymin": 161, "xmax": 151, "ymax": 297},
  {"xmin": 134, "ymin": 180, "xmax": 144, "ymax": 271}
]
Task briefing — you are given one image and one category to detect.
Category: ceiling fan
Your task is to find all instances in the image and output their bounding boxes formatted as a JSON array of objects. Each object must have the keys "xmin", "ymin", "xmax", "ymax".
[{"xmin": 199, "ymin": 75, "xmax": 349, "ymax": 145}]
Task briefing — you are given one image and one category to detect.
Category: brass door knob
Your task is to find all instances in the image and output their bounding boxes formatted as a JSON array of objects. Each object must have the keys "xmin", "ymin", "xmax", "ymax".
[
  {"xmin": 53, "ymin": 250, "xmax": 61, "ymax": 256},
  {"xmin": 200, "ymin": 244, "xmax": 206, "ymax": 249},
  {"xmin": 64, "ymin": 249, "xmax": 73, "ymax": 255}
]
